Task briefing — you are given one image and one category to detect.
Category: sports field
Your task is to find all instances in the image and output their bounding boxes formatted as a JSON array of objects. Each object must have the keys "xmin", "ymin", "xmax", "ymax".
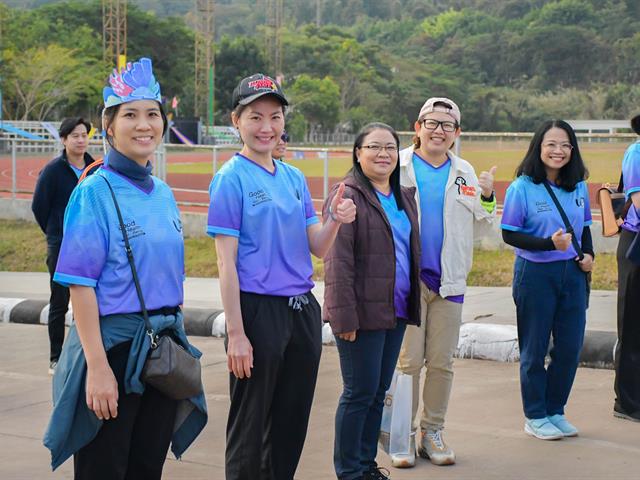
[
  {"xmin": 0, "ymin": 140, "xmax": 630, "ymax": 214},
  {"xmin": 165, "ymin": 140, "xmax": 628, "ymax": 183}
]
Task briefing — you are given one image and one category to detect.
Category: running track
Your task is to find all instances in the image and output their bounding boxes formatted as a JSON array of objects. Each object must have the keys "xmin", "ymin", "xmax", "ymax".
[{"xmin": 0, "ymin": 152, "xmax": 603, "ymax": 218}]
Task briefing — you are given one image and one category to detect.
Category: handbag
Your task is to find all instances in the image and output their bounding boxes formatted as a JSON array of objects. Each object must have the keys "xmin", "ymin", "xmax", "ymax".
[
  {"xmin": 543, "ymin": 182, "xmax": 592, "ymax": 306},
  {"xmin": 597, "ymin": 173, "xmax": 631, "ymax": 237},
  {"xmin": 101, "ymin": 176, "xmax": 203, "ymax": 400}
]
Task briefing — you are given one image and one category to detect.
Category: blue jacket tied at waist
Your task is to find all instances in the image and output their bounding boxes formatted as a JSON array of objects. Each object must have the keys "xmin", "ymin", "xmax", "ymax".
[{"xmin": 43, "ymin": 311, "xmax": 208, "ymax": 470}]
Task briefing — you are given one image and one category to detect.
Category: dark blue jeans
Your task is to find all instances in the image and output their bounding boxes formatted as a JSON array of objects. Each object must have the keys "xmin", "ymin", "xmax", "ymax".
[
  {"xmin": 512, "ymin": 257, "xmax": 587, "ymax": 419},
  {"xmin": 334, "ymin": 321, "xmax": 407, "ymax": 480}
]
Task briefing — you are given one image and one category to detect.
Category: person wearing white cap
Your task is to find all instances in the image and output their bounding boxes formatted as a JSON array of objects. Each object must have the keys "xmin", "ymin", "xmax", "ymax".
[{"xmin": 392, "ymin": 97, "xmax": 497, "ymax": 467}]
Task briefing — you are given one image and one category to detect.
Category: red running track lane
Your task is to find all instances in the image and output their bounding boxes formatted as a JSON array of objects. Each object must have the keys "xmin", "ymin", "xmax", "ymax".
[{"xmin": 0, "ymin": 154, "xmax": 604, "ymax": 218}]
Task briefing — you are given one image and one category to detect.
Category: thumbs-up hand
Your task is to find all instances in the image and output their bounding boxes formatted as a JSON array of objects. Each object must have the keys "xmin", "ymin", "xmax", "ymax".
[
  {"xmin": 329, "ymin": 183, "xmax": 356, "ymax": 224},
  {"xmin": 551, "ymin": 228, "xmax": 572, "ymax": 251},
  {"xmin": 479, "ymin": 165, "xmax": 497, "ymax": 198}
]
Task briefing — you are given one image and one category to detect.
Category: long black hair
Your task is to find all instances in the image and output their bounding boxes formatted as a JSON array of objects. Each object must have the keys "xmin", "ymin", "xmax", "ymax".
[
  {"xmin": 350, "ymin": 122, "xmax": 405, "ymax": 210},
  {"xmin": 515, "ymin": 120, "xmax": 588, "ymax": 191}
]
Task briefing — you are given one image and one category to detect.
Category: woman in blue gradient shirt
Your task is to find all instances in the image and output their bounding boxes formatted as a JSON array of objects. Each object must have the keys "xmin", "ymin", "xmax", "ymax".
[
  {"xmin": 501, "ymin": 120, "xmax": 593, "ymax": 441},
  {"xmin": 44, "ymin": 58, "xmax": 207, "ymax": 479}
]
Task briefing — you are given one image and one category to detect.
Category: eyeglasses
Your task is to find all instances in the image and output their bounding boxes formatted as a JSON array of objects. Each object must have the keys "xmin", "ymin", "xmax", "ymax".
[
  {"xmin": 421, "ymin": 119, "xmax": 458, "ymax": 132},
  {"xmin": 281, "ymin": 132, "xmax": 290, "ymax": 143},
  {"xmin": 360, "ymin": 144, "xmax": 398, "ymax": 154},
  {"xmin": 542, "ymin": 142, "xmax": 573, "ymax": 152}
]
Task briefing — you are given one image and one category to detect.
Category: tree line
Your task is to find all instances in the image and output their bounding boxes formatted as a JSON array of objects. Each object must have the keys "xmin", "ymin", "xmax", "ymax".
[{"xmin": 1, "ymin": 0, "xmax": 639, "ymax": 139}]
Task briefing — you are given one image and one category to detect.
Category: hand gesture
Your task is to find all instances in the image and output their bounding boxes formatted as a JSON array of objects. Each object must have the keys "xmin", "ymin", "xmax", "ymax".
[
  {"xmin": 551, "ymin": 228, "xmax": 572, "ymax": 251},
  {"xmin": 227, "ymin": 331, "xmax": 254, "ymax": 379},
  {"xmin": 479, "ymin": 165, "xmax": 497, "ymax": 198},
  {"xmin": 330, "ymin": 183, "xmax": 356, "ymax": 224},
  {"xmin": 336, "ymin": 330, "xmax": 357, "ymax": 342},
  {"xmin": 577, "ymin": 253, "xmax": 594, "ymax": 272},
  {"xmin": 86, "ymin": 362, "xmax": 119, "ymax": 420}
]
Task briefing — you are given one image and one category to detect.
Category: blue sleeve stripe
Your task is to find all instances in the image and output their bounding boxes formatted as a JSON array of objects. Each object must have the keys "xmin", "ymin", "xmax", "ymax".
[
  {"xmin": 53, "ymin": 272, "xmax": 97, "ymax": 288},
  {"xmin": 306, "ymin": 216, "xmax": 320, "ymax": 227},
  {"xmin": 584, "ymin": 220, "xmax": 593, "ymax": 226},
  {"xmin": 626, "ymin": 187, "xmax": 640, "ymax": 195},
  {"xmin": 206, "ymin": 226, "xmax": 240, "ymax": 238},
  {"xmin": 501, "ymin": 224, "xmax": 522, "ymax": 232}
]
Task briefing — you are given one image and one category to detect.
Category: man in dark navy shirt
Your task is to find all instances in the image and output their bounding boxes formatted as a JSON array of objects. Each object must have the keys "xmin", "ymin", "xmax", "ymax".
[{"xmin": 31, "ymin": 117, "xmax": 96, "ymax": 374}]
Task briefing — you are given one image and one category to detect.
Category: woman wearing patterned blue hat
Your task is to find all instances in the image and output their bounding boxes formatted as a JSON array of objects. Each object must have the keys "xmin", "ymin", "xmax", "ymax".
[
  {"xmin": 207, "ymin": 73, "xmax": 356, "ymax": 480},
  {"xmin": 43, "ymin": 57, "xmax": 207, "ymax": 479}
]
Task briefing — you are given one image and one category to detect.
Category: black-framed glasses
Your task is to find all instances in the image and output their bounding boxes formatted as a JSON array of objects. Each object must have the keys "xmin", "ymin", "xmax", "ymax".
[
  {"xmin": 281, "ymin": 132, "xmax": 290, "ymax": 143},
  {"xmin": 421, "ymin": 119, "xmax": 458, "ymax": 132},
  {"xmin": 361, "ymin": 144, "xmax": 398, "ymax": 154}
]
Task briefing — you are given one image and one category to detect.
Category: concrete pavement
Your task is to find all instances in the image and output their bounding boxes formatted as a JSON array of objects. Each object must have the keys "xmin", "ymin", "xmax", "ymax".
[
  {"xmin": 0, "ymin": 322, "xmax": 638, "ymax": 480},
  {"xmin": 0, "ymin": 271, "xmax": 618, "ymax": 331}
]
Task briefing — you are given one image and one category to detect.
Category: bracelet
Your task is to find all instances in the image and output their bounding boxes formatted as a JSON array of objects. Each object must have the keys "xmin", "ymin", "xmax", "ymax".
[
  {"xmin": 480, "ymin": 191, "xmax": 495, "ymax": 202},
  {"xmin": 328, "ymin": 205, "xmax": 339, "ymax": 222}
]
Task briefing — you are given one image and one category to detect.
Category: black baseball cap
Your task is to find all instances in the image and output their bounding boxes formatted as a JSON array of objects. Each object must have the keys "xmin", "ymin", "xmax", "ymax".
[{"xmin": 232, "ymin": 73, "xmax": 288, "ymax": 109}]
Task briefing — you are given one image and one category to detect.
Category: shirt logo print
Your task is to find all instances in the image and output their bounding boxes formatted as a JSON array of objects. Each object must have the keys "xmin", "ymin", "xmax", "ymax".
[
  {"xmin": 123, "ymin": 219, "xmax": 145, "ymax": 239},
  {"xmin": 248, "ymin": 189, "xmax": 272, "ymax": 206},
  {"xmin": 536, "ymin": 201, "xmax": 553, "ymax": 213}
]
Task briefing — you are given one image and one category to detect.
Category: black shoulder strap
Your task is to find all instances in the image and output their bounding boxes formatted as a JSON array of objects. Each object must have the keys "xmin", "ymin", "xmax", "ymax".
[
  {"xmin": 99, "ymin": 175, "xmax": 155, "ymax": 342},
  {"xmin": 543, "ymin": 182, "xmax": 584, "ymax": 260},
  {"xmin": 617, "ymin": 172, "xmax": 624, "ymax": 193}
]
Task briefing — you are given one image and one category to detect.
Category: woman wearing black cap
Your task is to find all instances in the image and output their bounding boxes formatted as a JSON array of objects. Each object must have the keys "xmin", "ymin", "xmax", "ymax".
[
  {"xmin": 206, "ymin": 73, "xmax": 357, "ymax": 479},
  {"xmin": 614, "ymin": 114, "xmax": 640, "ymax": 422}
]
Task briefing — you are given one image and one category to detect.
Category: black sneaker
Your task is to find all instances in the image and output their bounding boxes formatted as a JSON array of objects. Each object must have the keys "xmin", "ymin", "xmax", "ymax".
[
  {"xmin": 363, "ymin": 466, "xmax": 391, "ymax": 480},
  {"xmin": 613, "ymin": 402, "xmax": 640, "ymax": 422}
]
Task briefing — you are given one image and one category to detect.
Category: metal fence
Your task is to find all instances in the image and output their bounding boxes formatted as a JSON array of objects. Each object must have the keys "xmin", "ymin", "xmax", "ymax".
[{"xmin": 1, "ymin": 132, "xmax": 637, "ymax": 205}]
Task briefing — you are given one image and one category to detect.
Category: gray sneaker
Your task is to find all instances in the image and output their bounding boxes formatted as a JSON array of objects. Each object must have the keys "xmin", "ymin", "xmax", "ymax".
[{"xmin": 417, "ymin": 428, "xmax": 455, "ymax": 465}]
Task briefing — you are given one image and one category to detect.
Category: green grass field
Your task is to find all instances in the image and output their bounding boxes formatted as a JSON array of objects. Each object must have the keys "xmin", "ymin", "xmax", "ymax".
[
  {"xmin": 0, "ymin": 219, "xmax": 618, "ymax": 290},
  {"xmin": 167, "ymin": 141, "xmax": 628, "ymax": 183}
]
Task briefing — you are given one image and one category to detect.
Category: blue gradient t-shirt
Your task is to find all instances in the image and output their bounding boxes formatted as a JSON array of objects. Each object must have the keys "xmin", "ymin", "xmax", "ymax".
[
  {"xmin": 207, "ymin": 153, "xmax": 319, "ymax": 296},
  {"xmin": 501, "ymin": 176, "xmax": 592, "ymax": 262},
  {"xmin": 376, "ymin": 190, "xmax": 411, "ymax": 320},
  {"xmin": 54, "ymin": 167, "xmax": 184, "ymax": 315},
  {"xmin": 621, "ymin": 141, "xmax": 640, "ymax": 233},
  {"xmin": 413, "ymin": 153, "xmax": 464, "ymax": 303}
]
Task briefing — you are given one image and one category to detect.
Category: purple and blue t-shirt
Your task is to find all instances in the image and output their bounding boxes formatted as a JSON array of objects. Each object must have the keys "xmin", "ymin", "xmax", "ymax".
[
  {"xmin": 501, "ymin": 176, "xmax": 592, "ymax": 263},
  {"xmin": 621, "ymin": 141, "xmax": 640, "ymax": 233},
  {"xmin": 412, "ymin": 153, "xmax": 464, "ymax": 303},
  {"xmin": 54, "ymin": 168, "xmax": 185, "ymax": 315},
  {"xmin": 207, "ymin": 153, "xmax": 319, "ymax": 296},
  {"xmin": 376, "ymin": 190, "xmax": 411, "ymax": 320}
]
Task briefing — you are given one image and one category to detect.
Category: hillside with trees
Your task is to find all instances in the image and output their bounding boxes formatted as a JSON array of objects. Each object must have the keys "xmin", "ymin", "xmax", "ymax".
[{"xmin": 1, "ymin": 0, "xmax": 639, "ymax": 137}]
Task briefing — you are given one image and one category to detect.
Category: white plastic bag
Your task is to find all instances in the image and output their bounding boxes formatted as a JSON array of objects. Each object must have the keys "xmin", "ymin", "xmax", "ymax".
[{"xmin": 378, "ymin": 370, "xmax": 412, "ymax": 455}]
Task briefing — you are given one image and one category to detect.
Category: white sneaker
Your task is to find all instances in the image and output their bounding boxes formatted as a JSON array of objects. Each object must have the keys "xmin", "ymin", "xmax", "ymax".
[
  {"xmin": 389, "ymin": 431, "xmax": 416, "ymax": 468},
  {"xmin": 48, "ymin": 360, "xmax": 58, "ymax": 376},
  {"xmin": 417, "ymin": 428, "xmax": 456, "ymax": 465}
]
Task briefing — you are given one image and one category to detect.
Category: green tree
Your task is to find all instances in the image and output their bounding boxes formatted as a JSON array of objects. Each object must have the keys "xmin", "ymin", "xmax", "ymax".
[
  {"xmin": 288, "ymin": 74, "xmax": 340, "ymax": 134},
  {"xmin": 5, "ymin": 44, "xmax": 102, "ymax": 120},
  {"xmin": 213, "ymin": 36, "xmax": 269, "ymax": 123}
]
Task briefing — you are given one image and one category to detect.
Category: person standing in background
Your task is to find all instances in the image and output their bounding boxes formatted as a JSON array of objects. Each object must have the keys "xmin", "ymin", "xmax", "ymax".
[
  {"xmin": 613, "ymin": 113, "xmax": 640, "ymax": 422},
  {"xmin": 273, "ymin": 130, "xmax": 289, "ymax": 161},
  {"xmin": 31, "ymin": 117, "xmax": 96, "ymax": 375}
]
